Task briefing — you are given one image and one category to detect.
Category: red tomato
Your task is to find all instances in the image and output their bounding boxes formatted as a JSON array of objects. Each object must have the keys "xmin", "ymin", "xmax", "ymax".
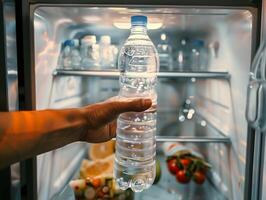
[
  {"xmin": 91, "ymin": 178, "xmax": 101, "ymax": 188},
  {"xmin": 176, "ymin": 170, "xmax": 191, "ymax": 184},
  {"xmin": 180, "ymin": 158, "xmax": 192, "ymax": 169},
  {"xmin": 193, "ymin": 171, "xmax": 206, "ymax": 185},
  {"xmin": 167, "ymin": 159, "xmax": 180, "ymax": 175}
]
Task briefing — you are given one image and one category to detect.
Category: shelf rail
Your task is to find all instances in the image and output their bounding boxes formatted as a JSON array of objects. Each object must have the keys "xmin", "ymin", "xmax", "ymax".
[
  {"xmin": 53, "ymin": 69, "xmax": 231, "ymax": 79},
  {"xmin": 155, "ymin": 136, "xmax": 231, "ymax": 143},
  {"xmin": 111, "ymin": 136, "xmax": 230, "ymax": 143}
]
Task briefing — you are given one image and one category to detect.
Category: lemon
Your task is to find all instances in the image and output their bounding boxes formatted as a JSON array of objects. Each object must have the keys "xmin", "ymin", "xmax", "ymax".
[
  {"xmin": 80, "ymin": 154, "xmax": 114, "ymax": 179},
  {"xmin": 89, "ymin": 140, "xmax": 115, "ymax": 160}
]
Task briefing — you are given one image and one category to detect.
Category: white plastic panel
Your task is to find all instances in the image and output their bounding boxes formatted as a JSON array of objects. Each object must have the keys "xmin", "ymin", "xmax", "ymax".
[
  {"xmin": 34, "ymin": 8, "xmax": 91, "ymax": 200},
  {"xmin": 194, "ymin": 10, "xmax": 253, "ymax": 200}
]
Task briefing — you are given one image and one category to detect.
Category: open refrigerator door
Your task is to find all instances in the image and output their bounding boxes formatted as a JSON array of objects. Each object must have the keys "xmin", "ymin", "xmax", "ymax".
[{"xmin": 246, "ymin": 0, "xmax": 266, "ymax": 199}]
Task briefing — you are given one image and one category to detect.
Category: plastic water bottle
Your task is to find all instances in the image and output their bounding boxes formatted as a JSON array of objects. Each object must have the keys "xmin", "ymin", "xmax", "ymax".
[
  {"xmin": 157, "ymin": 33, "xmax": 173, "ymax": 71},
  {"xmin": 62, "ymin": 40, "xmax": 72, "ymax": 68},
  {"xmin": 191, "ymin": 39, "xmax": 204, "ymax": 70},
  {"xmin": 80, "ymin": 35, "xmax": 100, "ymax": 69},
  {"xmin": 71, "ymin": 39, "xmax": 81, "ymax": 69},
  {"xmin": 99, "ymin": 35, "xmax": 114, "ymax": 68},
  {"xmin": 60, "ymin": 39, "xmax": 81, "ymax": 69},
  {"xmin": 114, "ymin": 15, "xmax": 159, "ymax": 192}
]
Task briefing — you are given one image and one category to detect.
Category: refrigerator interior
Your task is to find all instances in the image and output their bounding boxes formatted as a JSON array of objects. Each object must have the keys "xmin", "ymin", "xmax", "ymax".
[{"xmin": 32, "ymin": 6, "xmax": 255, "ymax": 200}]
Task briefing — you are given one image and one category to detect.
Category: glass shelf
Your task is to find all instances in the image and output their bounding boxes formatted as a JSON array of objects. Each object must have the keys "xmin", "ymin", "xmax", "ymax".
[
  {"xmin": 111, "ymin": 117, "xmax": 231, "ymax": 143},
  {"xmin": 53, "ymin": 69, "xmax": 230, "ymax": 79},
  {"xmin": 155, "ymin": 112, "xmax": 231, "ymax": 143}
]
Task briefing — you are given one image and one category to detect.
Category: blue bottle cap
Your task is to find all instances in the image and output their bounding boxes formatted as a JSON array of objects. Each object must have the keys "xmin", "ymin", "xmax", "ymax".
[
  {"xmin": 63, "ymin": 39, "xmax": 74, "ymax": 47},
  {"xmin": 131, "ymin": 15, "xmax": 147, "ymax": 26}
]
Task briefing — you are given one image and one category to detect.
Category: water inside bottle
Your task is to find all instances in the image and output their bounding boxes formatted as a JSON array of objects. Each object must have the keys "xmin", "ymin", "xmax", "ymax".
[{"xmin": 114, "ymin": 15, "xmax": 159, "ymax": 192}]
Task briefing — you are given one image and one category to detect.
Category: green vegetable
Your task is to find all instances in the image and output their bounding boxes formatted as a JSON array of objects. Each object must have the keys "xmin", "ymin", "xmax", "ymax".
[{"xmin": 154, "ymin": 159, "xmax": 161, "ymax": 184}]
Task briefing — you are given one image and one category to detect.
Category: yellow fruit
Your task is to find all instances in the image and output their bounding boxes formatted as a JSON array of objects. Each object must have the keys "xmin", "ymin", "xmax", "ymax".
[
  {"xmin": 89, "ymin": 140, "xmax": 115, "ymax": 160},
  {"xmin": 80, "ymin": 155, "xmax": 114, "ymax": 179}
]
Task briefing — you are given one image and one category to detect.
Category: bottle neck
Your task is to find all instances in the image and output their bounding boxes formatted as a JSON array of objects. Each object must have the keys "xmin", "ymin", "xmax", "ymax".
[{"xmin": 130, "ymin": 25, "xmax": 147, "ymax": 35}]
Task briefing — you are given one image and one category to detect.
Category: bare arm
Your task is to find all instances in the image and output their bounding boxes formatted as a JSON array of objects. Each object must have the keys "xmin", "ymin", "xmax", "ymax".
[{"xmin": 0, "ymin": 98, "xmax": 151, "ymax": 169}]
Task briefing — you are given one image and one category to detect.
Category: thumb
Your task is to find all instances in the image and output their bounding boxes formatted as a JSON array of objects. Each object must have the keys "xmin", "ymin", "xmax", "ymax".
[
  {"xmin": 106, "ymin": 98, "xmax": 152, "ymax": 115},
  {"xmin": 86, "ymin": 98, "xmax": 152, "ymax": 128},
  {"xmin": 110, "ymin": 98, "xmax": 152, "ymax": 115}
]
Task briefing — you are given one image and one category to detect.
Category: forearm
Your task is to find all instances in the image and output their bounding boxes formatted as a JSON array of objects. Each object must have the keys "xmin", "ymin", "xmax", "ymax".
[
  {"xmin": 0, "ymin": 98, "xmax": 152, "ymax": 169},
  {"xmin": 0, "ymin": 109, "xmax": 86, "ymax": 168}
]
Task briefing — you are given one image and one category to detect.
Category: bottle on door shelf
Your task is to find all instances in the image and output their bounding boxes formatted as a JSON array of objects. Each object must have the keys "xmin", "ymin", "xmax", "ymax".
[
  {"xmin": 190, "ymin": 39, "xmax": 204, "ymax": 70},
  {"xmin": 71, "ymin": 39, "xmax": 81, "ymax": 69},
  {"xmin": 99, "ymin": 35, "xmax": 116, "ymax": 69},
  {"xmin": 80, "ymin": 35, "xmax": 100, "ymax": 69},
  {"xmin": 176, "ymin": 38, "xmax": 190, "ymax": 71},
  {"xmin": 57, "ymin": 39, "xmax": 81, "ymax": 69},
  {"xmin": 157, "ymin": 33, "xmax": 173, "ymax": 71},
  {"xmin": 61, "ymin": 40, "xmax": 72, "ymax": 69}
]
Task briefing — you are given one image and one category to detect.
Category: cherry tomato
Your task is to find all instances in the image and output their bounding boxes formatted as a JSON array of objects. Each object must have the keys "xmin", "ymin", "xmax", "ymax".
[
  {"xmin": 176, "ymin": 170, "xmax": 191, "ymax": 184},
  {"xmin": 193, "ymin": 171, "xmax": 206, "ymax": 185},
  {"xmin": 91, "ymin": 178, "xmax": 101, "ymax": 188},
  {"xmin": 198, "ymin": 167, "xmax": 208, "ymax": 174},
  {"xmin": 180, "ymin": 158, "xmax": 192, "ymax": 169},
  {"xmin": 167, "ymin": 159, "xmax": 180, "ymax": 175}
]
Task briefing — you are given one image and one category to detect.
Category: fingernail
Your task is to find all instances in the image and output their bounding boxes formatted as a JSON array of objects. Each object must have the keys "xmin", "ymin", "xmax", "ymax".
[{"xmin": 143, "ymin": 98, "xmax": 152, "ymax": 106}]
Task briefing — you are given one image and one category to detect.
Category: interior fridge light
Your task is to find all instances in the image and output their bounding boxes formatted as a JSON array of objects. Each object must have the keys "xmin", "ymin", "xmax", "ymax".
[
  {"xmin": 113, "ymin": 22, "xmax": 163, "ymax": 30},
  {"xmin": 161, "ymin": 33, "xmax": 167, "ymax": 40},
  {"xmin": 107, "ymin": 7, "xmax": 128, "ymax": 11},
  {"xmin": 200, "ymin": 120, "xmax": 207, "ymax": 126},
  {"xmin": 82, "ymin": 16, "xmax": 101, "ymax": 23}
]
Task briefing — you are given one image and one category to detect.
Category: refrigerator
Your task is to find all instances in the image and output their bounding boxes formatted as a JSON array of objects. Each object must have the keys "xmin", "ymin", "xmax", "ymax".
[{"xmin": 1, "ymin": 0, "xmax": 266, "ymax": 199}]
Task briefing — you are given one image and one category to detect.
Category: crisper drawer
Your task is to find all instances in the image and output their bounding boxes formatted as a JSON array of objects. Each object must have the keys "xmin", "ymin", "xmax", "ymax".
[{"xmin": 52, "ymin": 141, "xmax": 231, "ymax": 200}]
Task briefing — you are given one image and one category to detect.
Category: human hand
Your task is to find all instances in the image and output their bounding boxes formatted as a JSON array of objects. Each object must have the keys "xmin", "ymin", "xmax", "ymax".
[{"xmin": 79, "ymin": 97, "xmax": 152, "ymax": 143}]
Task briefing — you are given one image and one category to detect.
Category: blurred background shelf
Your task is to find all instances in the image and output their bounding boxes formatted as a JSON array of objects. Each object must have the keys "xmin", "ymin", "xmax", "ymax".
[
  {"xmin": 53, "ymin": 69, "xmax": 230, "ymax": 79},
  {"xmin": 155, "ymin": 136, "xmax": 230, "ymax": 143},
  {"xmin": 111, "ymin": 118, "xmax": 231, "ymax": 143},
  {"xmin": 156, "ymin": 111, "xmax": 231, "ymax": 143}
]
